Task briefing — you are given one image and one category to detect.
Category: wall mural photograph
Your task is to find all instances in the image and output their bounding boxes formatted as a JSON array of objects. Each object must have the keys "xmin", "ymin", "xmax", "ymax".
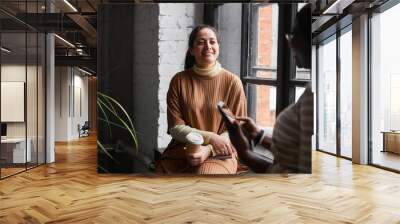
[
  {"xmin": 97, "ymin": 3, "xmax": 312, "ymax": 175},
  {"xmin": 3, "ymin": 1, "xmax": 400, "ymax": 223}
]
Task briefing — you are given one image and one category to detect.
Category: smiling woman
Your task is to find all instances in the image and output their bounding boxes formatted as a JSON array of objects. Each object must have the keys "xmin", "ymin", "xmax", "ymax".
[
  {"xmin": 186, "ymin": 26, "xmax": 220, "ymax": 69},
  {"xmin": 155, "ymin": 25, "xmax": 247, "ymax": 175}
]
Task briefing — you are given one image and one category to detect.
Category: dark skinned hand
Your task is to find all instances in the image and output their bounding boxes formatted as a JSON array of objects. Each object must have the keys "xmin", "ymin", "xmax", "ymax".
[
  {"xmin": 226, "ymin": 120, "xmax": 252, "ymax": 156},
  {"xmin": 236, "ymin": 116, "xmax": 261, "ymax": 140}
]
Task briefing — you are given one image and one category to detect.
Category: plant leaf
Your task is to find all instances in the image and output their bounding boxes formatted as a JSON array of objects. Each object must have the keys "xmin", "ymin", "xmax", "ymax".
[
  {"xmin": 98, "ymin": 92, "xmax": 139, "ymax": 153},
  {"xmin": 97, "ymin": 140, "xmax": 120, "ymax": 164},
  {"xmin": 97, "ymin": 96, "xmax": 112, "ymax": 138},
  {"xmin": 97, "ymin": 92, "xmax": 138, "ymax": 152}
]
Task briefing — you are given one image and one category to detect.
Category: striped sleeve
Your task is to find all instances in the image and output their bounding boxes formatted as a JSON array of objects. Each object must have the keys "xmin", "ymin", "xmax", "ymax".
[
  {"xmin": 270, "ymin": 86, "xmax": 313, "ymax": 173},
  {"xmin": 297, "ymin": 87, "xmax": 313, "ymax": 173}
]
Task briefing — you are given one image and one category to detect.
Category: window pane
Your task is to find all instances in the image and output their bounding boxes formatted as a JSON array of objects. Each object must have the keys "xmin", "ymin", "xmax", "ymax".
[
  {"xmin": 27, "ymin": 31, "xmax": 38, "ymax": 169},
  {"xmin": 255, "ymin": 70, "xmax": 276, "ymax": 79},
  {"xmin": 249, "ymin": 4, "xmax": 278, "ymax": 79},
  {"xmin": 317, "ymin": 37, "xmax": 337, "ymax": 154},
  {"xmin": 371, "ymin": 5, "xmax": 400, "ymax": 171},
  {"xmin": 38, "ymin": 32, "xmax": 46, "ymax": 165},
  {"xmin": 296, "ymin": 67, "xmax": 311, "ymax": 79},
  {"xmin": 248, "ymin": 84, "xmax": 276, "ymax": 128},
  {"xmin": 1, "ymin": 31, "xmax": 28, "ymax": 177},
  {"xmin": 340, "ymin": 29, "xmax": 352, "ymax": 158},
  {"xmin": 295, "ymin": 87, "xmax": 305, "ymax": 102},
  {"xmin": 298, "ymin": 3, "xmax": 307, "ymax": 11}
]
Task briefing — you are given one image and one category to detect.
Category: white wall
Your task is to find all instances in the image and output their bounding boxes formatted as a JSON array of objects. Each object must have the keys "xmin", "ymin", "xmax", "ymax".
[
  {"xmin": 1, "ymin": 66, "xmax": 26, "ymax": 139},
  {"xmin": 1, "ymin": 63, "xmax": 46, "ymax": 163},
  {"xmin": 72, "ymin": 72, "xmax": 89, "ymax": 138},
  {"xmin": 1, "ymin": 65, "xmax": 39, "ymax": 138},
  {"xmin": 55, "ymin": 67, "xmax": 89, "ymax": 141},
  {"xmin": 55, "ymin": 67, "xmax": 69, "ymax": 141}
]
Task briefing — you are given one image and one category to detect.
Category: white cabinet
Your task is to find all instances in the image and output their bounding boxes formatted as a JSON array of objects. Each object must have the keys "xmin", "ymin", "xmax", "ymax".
[{"xmin": 1, "ymin": 138, "xmax": 32, "ymax": 163}]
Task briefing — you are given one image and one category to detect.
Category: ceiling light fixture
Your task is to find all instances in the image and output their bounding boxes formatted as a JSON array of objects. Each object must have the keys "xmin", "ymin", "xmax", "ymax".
[
  {"xmin": 63, "ymin": 0, "xmax": 78, "ymax": 12},
  {"xmin": 1, "ymin": 47, "xmax": 11, "ymax": 53},
  {"xmin": 54, "ymin": 34, "xmax": 75, "ymax": 48}
]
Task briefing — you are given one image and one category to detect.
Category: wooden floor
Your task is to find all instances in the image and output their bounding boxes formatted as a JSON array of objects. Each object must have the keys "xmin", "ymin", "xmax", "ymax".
[
  {"xmin": 1, "ymin": 167, "xmax": 26, "ymax": 178},
  {"xmin": 1, "ymin": 135, "xmax": 400, "ymax": 223},
  {"xmin": 1, "ymin": 163, "xmax": 45, "ymax": 178}
]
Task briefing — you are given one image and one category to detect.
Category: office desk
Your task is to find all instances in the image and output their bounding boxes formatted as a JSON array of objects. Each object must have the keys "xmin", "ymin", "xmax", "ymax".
[
  {"xmin": 1, "ymin": 138, "xmax": 31, "ymax": 163},
  {"xmin": 382, "ymin": 131, "xmax": 400, "ymax": 154}
]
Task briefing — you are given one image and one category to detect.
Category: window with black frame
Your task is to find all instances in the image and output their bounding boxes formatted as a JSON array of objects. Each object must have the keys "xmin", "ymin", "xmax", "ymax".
[
  {"xmin": 316, "ymin": 35, "xmax": 337, "ymax": 155},
  {"xmin": 243, "ymin": 3, "xmax": 311, "ymax": 129},
  {"xmin": 370, "ymin": 1, "xmax": 400, "ymax": 171},
  {"xmin": 0, "ymin": 1, "xmax": 47, "ymax": 179},
  {"xmin": 243, "ymin": 3, "xmax": 279, "ymax": 129},
  {"xmin": 295, "ymin": 3, "xmax": 311, "ymax": 102},
  {"xmin": 315, "ymin": 23, "xmax": 353, "ymax": 159}
]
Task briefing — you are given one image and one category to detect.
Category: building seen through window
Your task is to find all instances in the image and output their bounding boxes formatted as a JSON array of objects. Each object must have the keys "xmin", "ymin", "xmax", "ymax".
[{"xmin": 247, "ymin": 4, "xmax": 279, "ymax": 128}]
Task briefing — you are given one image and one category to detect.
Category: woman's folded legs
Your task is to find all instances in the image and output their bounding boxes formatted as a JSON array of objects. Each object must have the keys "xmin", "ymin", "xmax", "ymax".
[{"xmin": 196, "ymin": 155, "xmax": 238, "ymax": 174}]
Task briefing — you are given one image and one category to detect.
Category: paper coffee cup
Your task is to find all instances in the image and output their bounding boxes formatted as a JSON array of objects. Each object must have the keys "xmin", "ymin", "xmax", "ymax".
[
  {"xmin": 185, "ymin": 132, "xmax": 203, "ymax": 154},
  {"xmin": 185, "ymin": 132, "xmax": 204, "ymax": 145}
]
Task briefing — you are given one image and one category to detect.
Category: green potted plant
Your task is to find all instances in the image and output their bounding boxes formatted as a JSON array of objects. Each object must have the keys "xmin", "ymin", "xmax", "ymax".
[{"xmin": 97, "ymin": 92, "xmax": 141, "ymax": 173}]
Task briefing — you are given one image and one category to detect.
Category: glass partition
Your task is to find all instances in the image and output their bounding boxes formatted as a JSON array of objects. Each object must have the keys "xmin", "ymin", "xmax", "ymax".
[
  {"xmin": 0, "ymin": 1, "xmax": 46, "ymax": 179},
  {"xmin": 27, "ymin": 30, "xmax": 38, "ymax": 169},
  {"xmin": 317, "ymin": 36, "xmax": 337, "ymax": 155},
  {"xmin": 1, "ymin": 31, "xmax": 28, "ymax": 177},
  {"xmin": 339, "ymin": 28, "xmax": 352, "ymax": 158},
  {"xmin": 38, "ymin": 32, "xmax": 45, "ymax": 165},
  {"xmin": 370, "ymin": 3, "xmax": 400, "ymax": 171}
]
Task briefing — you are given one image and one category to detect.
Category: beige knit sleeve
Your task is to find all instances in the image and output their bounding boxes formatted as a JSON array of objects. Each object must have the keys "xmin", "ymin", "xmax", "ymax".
[
  {"xmin": 169, "ymin": 124, "xmax": 214, "ymax": 145},
  {"xmin": 169, "ymin": 125, "xmax": 220, "ymax": 156}
]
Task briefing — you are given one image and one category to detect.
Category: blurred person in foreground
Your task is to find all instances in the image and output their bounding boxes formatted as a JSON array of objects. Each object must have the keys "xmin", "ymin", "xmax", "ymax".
[{"xmin": 226, "ymin": 4, "xmax": 313, "ymax": 173}]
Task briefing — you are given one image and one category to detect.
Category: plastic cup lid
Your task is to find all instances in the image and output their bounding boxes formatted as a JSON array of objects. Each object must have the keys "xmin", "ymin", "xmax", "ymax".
[{"xmin": 185, "ymin": 132, "xmax": 204, "ymax": 145}]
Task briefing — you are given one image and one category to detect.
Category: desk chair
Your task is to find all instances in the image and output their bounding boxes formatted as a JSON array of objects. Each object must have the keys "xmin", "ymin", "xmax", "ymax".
[{"xmin": 78, "ymin": 121, "xmax": 90, "ymax": 138}]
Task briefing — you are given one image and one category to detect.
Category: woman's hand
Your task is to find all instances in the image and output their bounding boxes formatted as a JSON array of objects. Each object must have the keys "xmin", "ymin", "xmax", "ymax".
[
  {"xmin": 186, "ymin": 146, "xmax": 211, "ymax": 166},
  {"xmin": 209, "ymin": 134, "xmax": 234, "ymax": 156},
  {"xmin": 236, "ymin": 117, "xmax": 261, "ymax": 140}
]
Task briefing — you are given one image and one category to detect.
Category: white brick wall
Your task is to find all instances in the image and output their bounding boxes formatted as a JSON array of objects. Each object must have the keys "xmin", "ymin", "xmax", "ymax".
[{"xmin": 157, "ymin": 4, "xmax": 203, "ymax": 148}]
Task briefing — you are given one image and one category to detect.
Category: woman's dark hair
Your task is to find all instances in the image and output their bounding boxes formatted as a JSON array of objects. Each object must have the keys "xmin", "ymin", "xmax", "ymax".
[
  {"xmin": 184, "ymin": 25, "xmax": 220, "ymax": 69},
  {"xmin": 290, "ymin": 4, "xmax": 311, "ymax": 69},
  {"xmin": 292, "ymin": 4, "xmax": 311, "ymax": 49}
]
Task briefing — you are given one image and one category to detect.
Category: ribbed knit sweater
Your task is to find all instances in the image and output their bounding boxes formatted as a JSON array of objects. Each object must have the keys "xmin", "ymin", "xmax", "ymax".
[{"xmin": 157, "ymin": 68, "xmax": 247, "ymax": 173}]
